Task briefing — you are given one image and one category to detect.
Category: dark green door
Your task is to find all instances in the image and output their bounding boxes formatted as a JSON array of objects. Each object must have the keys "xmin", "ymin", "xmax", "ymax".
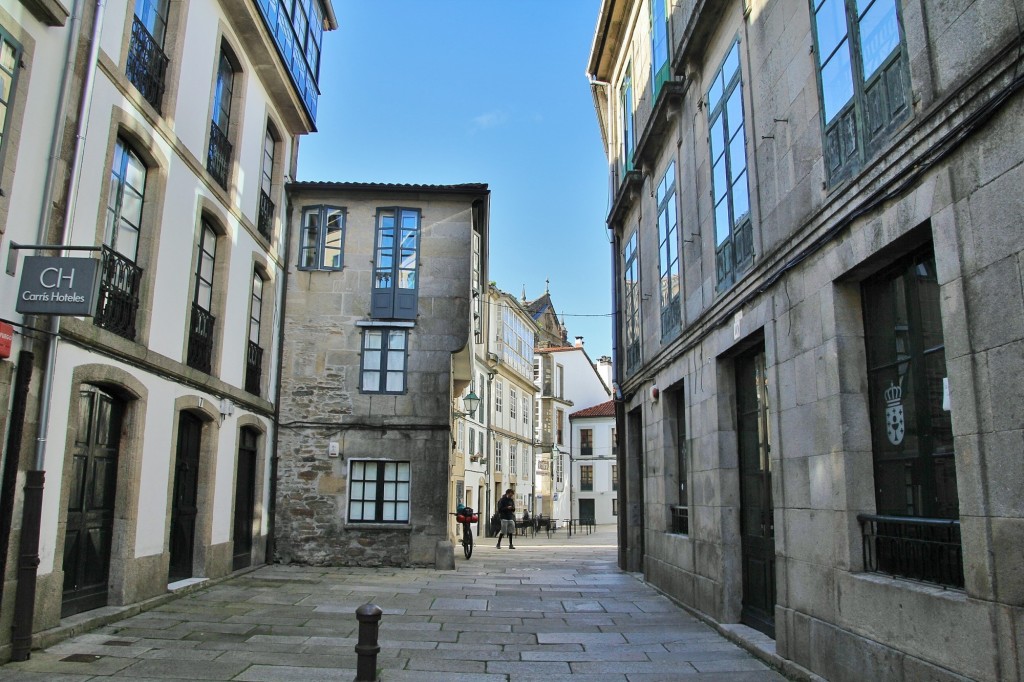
[
  {"xmin": 62, "ymin": 387, "xmax": 123, "ymax": 617},
  {"xmin": 736, "ymin": 348, "xmax": 776, "ymax": 638},
  {"xmin": 579, "ymin": 498, "xmax": 596, "ymax": 525},
  {"xmin": 232, "ymin": 428, "xmax": 257, "ymax": 570},
  {"xmin": 169, "ymin": 412, "xmax": 201, "ymax": 581}
]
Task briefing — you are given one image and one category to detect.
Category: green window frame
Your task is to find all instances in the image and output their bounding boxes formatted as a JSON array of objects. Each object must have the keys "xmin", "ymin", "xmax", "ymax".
[
  {"xmin": 249, "ymin": 270, "xmax": 264, "ymax": 345},
  {"xmin": 359, "ymin": 328, "xmax": 408, "ymax": 394},
  {"xmin": 105, "ymin": 138, "xmax": 147, "ymax": 261},
  {"xmin": 347, "ymin": 460, "xmax": 410, "ymax": 524},
  {"xmin": 810, "ymin": 0, "xmax": 910, "ymax": 183},
  {"xmin": 580, "ymin": 465, "xmax": 594, "ymax": 492},
  {"xmin": 134, "ymin": 0, "xmax": 168, "ymax": 46},
  {"xmin": 650, "ymin": 0, "xmax": 670, "ymax": 98},
  {"xmin": 657, "ymin": 161, "xmax": 681, "ymax": 337},
  {"xmin": 194, "ymin": 220, "xmax": 217, "ymax": 313},
  {"xmin": 707, "ymin": 39, "xmax": 753, "ymax": 290},
  {"xmin": 0, "ymin": 29, "xmax": 23, "ymax": 176},
  {"xmin": 622, "ymin": 230, "xmax": 641, "ymax": 374},
  {"xmin": 580, "ymin": 428, "xmax": 593, "ymax": 457},
  {"xmin": 212, "ymin": 47, "xmax": 235, "ymax": 134},
  {"xmin": 619, "ymin": 65, "xmax": 635, "ymax": 175},
  {"xmin": 298, "ymin": 205, "xmax": 345, "ymax": 270},
  {"xmin": 371, "ymin": 207, "xmax": 420, "ymax": 320},
  {"xmin": 862, "ymin": 247, "xmax": 956, "ymax": 519}
]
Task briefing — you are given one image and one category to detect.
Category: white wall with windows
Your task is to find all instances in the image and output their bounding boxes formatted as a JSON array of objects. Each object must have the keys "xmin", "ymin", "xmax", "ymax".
[
  {"xmin": 0, "ymin": 0, "xmax": 337, "ymax": 637},
  {"xmin": 570, "ymin": 409, "xmax": 617, "ymax": 525},
  {"xmin": 534, "ymin": 345, "xmax": 611, "ymax": 522}
]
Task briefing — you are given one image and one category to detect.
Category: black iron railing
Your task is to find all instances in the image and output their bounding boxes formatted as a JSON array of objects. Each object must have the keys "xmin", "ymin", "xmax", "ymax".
[
  {"xmin": 126, "ymin": 16, "xmax": 169, "ymax": 112},
  {"xmin": 94, "ymin": 246, "xmax": 143, "ymax": 341},
  {"xmin": 187, "ymin": 303, "xmax": 216, "ymax": 373},
  {"xmin": 625, "ymin": 340, "xmax": 641, "ymax": 375},
  {"xmin": 245, "ymin": 340, "xmax": 263, "ymax": 395},
  {"xmin": 257, "ymin": 189, "xmax": 274, "ymax": 241},
  {"xmin": 580, "ymin": 446, "xmax": 593, "ymax": 458},
  {"xmin": 671, "ymin": 505, "xmax": 689, "ymax": 535},
  {"xmin": 207, "ymin": 121, "xmax": 232, "ymax": 189},
  {"xmin": 858, "ymin": 514, "xmax": 964, "ymax": 589}
]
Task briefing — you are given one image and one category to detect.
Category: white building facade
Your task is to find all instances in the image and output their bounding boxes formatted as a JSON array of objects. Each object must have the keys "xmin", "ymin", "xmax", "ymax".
[
  {"xmin": 453, "ymin": 285, "xmax": 538, "ymax": 536},
  {"xmin": 569, "ymin": 400, "xmax": 617, "ymax": 525},
  {"xmin": 0, "ymin": 0, "xmax": 335, "ymax": 658},
  {"xmin": 534, "ymin": 340, "xmax": 611, "ymax": 522}
]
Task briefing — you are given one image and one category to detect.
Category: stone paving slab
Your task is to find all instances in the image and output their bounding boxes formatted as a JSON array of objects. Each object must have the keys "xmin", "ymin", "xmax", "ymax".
[{"xmin": 0, "ymin": 525, "xmax": 790, "ymax": 681}]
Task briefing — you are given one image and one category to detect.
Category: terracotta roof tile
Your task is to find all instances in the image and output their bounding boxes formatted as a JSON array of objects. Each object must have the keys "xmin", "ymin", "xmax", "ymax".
[{"xmin": 569, "ymin": 400, "xmax": 616, "ymax": 419}]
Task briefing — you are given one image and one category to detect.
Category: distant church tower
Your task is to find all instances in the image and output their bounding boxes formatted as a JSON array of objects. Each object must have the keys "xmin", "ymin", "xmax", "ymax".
[{"xmin": 524, "ymin": 279, "xmax": 569, "ymax": 348}]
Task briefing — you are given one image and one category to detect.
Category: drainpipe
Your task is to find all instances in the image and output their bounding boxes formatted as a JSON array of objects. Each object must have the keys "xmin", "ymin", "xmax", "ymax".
[
  {"xmin": 589, "ymin": 75, "xmax": 628, "ymax": 569},
  {"xmin": 10, "ymin": 0, "xmax": 107, "ymax": 660},
  {"xmin": 268, "ymin": 187, "xmax": 296, "ymax": 564}
]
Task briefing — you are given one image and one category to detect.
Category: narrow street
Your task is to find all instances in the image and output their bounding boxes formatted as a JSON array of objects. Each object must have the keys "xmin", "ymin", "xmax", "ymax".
[{"xmin": 0, "ymin": 526, "xmax": 788, "ymax": 681}]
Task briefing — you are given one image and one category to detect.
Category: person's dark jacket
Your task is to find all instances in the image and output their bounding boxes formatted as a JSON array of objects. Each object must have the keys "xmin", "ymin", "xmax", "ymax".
[{"xmin": 498, "ymin": 495, "xmax": 516, "ymax": 520}]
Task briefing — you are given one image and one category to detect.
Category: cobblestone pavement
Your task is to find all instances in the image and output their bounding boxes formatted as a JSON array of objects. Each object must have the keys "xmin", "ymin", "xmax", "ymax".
[{"xmin": 0, "ymin": 525, "xmax": 789, "ymax": 681}]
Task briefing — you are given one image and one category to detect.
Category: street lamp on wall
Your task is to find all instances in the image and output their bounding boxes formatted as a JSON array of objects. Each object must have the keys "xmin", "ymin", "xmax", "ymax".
[{"xmin": 454, "ymin": 389, "xmax": 480, "ymax": 420}]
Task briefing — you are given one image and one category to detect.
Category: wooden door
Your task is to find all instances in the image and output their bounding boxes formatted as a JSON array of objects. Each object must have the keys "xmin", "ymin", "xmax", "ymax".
[
  {"xmin": 169, "ymin": 412, "xmax": 201, "ymax": 581},
  {"xmin": 579, "ymin": 498, "xmax": 595, "ymax": 524},
  {"xmin": 232, "ymin": 428, "xmax": 257, "ymax": 570},
  {"xmin": 736, "ymin": 348, "xmax": 776, "ymax": 638},
  {"xmin": 62, "ymin": 387, "xmax": 123, "ymax": 617}
]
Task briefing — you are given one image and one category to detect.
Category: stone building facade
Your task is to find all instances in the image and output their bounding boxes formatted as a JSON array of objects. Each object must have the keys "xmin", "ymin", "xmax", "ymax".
[
  {"xmin": 276, "ymin": 182, "xmax": 489, "ymax": 567},
  {"xmin": 589, "ymin": 0, "xmax": 1023, "ymax": 680}
]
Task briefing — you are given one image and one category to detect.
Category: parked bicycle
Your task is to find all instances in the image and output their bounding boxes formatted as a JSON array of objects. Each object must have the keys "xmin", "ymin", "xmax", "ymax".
[{"xmin": 452, "ymin": 505, "xmax": 478, "ymax": 559}]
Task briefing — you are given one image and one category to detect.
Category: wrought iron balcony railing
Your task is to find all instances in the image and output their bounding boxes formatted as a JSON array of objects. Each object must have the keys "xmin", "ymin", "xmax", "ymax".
[
  {"xmin": 245, "ymin": 340, "xmax": 263, "ymax": 396},
  {"xmin": 858, "ymin": 514, "xmax": 964, "ymax": 589},
  {"xmin": 671, "ymin": 505, "xmax": 689, "ymax": 535},
  {"xmin": 187, "ymin": 303, "xmax": 216, "ymax": 373},
  {"xmin": 257, "ymin": 189, "xmax": 274, "ymax": 241},
  {"xmin": 126, "ymin": 16, "xmax": 169, "ymax": 112},
  {"xmin": 94, "ymin": 246, "xmax": 143, "ymax": 341},
  {"xmin": 207, "ymin": 120, "xmax": 232, "ymax": 189}
]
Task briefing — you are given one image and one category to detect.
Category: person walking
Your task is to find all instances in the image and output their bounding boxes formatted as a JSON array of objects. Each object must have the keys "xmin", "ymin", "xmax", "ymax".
[{"xmin": 496, "ymin": 488, "xmax": 516, "ymax": 549}]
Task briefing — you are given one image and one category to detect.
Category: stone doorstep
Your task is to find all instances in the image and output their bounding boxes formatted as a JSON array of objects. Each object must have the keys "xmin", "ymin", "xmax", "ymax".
[
  {"xmin": 27, "ymin": 563, "xmax": 264, "ymax": 656},
  {"xmin": 637, "ymin": 577, "xmax": 825, "ymax": 682}
]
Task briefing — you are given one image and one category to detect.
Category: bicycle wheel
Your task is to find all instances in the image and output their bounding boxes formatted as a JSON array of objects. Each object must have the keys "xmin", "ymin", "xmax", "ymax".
[{"xmin": 463, "ymin": 526, "xmax": 473, "ymax": 559}]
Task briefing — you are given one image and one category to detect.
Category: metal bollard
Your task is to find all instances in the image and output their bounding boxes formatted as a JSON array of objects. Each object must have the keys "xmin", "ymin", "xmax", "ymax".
[{"xmin": 354, "ymin": 603, "xmax": 383, "ymax": 681}]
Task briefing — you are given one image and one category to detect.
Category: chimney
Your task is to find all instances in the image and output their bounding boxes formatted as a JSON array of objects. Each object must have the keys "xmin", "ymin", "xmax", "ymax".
[{"xmin": 574, "ymin": 336, "xmax": 584, "ymax": 348}]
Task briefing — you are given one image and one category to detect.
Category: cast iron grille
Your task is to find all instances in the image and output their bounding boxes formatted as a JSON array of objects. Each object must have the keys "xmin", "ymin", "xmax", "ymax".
[
  {"xmin": 207, "ymin": 121, "xmax": 232, "ymax": 189},
  {"xmin": 126, "ymin": 16, "xmax": 169, "ymax": 112},
  {"xmin": 257, "ymin": 189, "xmax": 274, "ymax": 241},
  {"xmin": 94, "ymin": 246, "xmax": 142, "ymax": 340},
  {"xmin": 187, "ymin": 303, "xmax": 216, "ymax": 373},
  {"xmin": 671, "ymin": 506, "xmax": 689, "ymax": 535},
  {"xmin": 245, "ymin": 341, "xmax": 263, "ymax": 395},
  {"xmin": 661, "ymin": 298, "xmax": 681, "ymax": 338},
  {"xmin": 858, "ymin": 514, "xmax": 964, "ymax": 589},
  {"xmin": 625, "ymin": 340, "xmax": 641, "ymax": 375}
]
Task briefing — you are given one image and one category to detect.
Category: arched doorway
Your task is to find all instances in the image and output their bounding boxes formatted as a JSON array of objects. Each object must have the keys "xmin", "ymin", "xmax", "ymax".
[
  {"xmin": 62, "ymin": 386, "xmax": 124, "ymax": 617},
  {"xmin": 232, "ymin": 427, "xmax": 258, "ymax": 570},
  {"xmin": 169, "ymin": 411, "xmax": 202, "ymax": 581}
]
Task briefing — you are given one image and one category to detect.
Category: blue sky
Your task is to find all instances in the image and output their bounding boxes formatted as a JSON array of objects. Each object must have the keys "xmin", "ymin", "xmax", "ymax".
[{"xmin": 297, "ymin": 0, "xmax": 613, "ymax": 360}]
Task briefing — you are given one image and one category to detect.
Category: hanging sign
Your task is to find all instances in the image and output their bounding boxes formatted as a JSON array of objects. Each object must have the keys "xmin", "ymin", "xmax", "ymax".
[
  {"xmin": 16, "ymin": 257, "xmax": 101, "ymax": 316},
  {"xmin": 0, "ymin": 321, "xmax": 12, "ymax": 358}
]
